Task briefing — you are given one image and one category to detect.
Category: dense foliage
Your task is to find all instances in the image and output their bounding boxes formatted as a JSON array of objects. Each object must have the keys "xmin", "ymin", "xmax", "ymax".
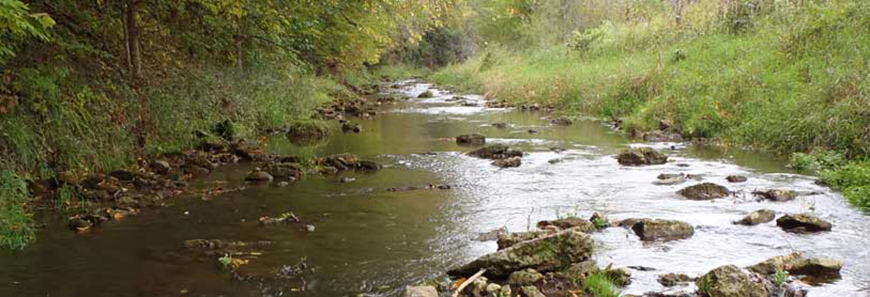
[{"xmin": 0, "ymin": 0, "xmax": 459, "ymax": 249}]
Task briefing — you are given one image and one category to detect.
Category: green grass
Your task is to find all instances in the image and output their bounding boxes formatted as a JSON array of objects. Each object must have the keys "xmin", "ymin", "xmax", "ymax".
[
  {"xmin": 432, "ymin": 1, "xmax": 870, "ymax": 209},
  {"xmin": 0, "ymin": 170, "xmax": 35, "ymax": 250},
  {"xmin": 583, "ymin": 272, "xmax": 622, "ymax": 297}
]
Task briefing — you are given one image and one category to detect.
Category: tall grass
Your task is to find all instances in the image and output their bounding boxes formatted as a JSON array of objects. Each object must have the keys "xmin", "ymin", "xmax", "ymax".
[
  {"xmin": 0, "ymin": 169, "xmax": 35, "ymax": 250},
  {"xmin": 432, "ymin": 1, "xmax": 870, "ymax": 209}
]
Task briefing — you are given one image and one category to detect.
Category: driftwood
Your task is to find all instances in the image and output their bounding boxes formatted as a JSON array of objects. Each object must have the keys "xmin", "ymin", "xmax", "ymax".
[{"xmin": 452, "ymin": 269, "xmax": 487, "ymax": 297}]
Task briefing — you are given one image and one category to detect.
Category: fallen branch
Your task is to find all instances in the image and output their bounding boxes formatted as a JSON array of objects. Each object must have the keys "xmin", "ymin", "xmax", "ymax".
[{"xmin": 452, "ymin": 269, "xmax": 486, "ymax": 297}]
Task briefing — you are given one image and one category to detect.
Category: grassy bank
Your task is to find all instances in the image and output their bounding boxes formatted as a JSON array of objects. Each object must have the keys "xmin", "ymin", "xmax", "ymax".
[{"xmin": 431, "ymin": 1, "xmax": 870, "ymax": 209}]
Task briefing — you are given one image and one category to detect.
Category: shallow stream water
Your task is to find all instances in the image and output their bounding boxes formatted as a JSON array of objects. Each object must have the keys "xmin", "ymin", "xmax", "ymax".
[{"xmin": 1, "ymin": 81, "xmax": 868, "ymax": 296}]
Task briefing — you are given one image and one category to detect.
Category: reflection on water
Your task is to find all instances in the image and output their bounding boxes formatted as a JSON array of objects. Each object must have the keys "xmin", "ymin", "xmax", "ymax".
[{"xmin": 0, "ymin": 81, "xmax": 868, "ymax": 296}]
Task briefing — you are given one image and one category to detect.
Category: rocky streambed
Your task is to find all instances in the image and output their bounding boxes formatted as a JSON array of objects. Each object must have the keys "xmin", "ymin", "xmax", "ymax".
[{"xmin": 0, "ymin": 81, "xmax": 868, "ymax": 297}]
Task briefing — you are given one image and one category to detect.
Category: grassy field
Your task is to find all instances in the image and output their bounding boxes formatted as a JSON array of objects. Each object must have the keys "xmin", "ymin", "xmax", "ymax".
[{"xmin": 431, "ymin": 1, "xmax": 870, "ymax": 209}]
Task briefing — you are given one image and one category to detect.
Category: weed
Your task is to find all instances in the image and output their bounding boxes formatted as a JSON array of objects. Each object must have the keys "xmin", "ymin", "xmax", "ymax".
[
  {"xmin": 774, "ymin": 267, "xmax": 788, "ymax": 287},
  {"xmin": 583, "ymin": 272, "xmax": 622, "ymax": 297}
]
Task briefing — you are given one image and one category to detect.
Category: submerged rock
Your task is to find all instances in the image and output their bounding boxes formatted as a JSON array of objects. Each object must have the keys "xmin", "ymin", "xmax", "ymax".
[
  {"xmin": 654, "ymin": 175, "xmax": 687, "ymax": 186},
  {"xmin": 551, "ymin": 117, "xmax": 573, "ymax": 126},
  {"xmin": 697, "ymin": 265, "xmax": 767, "ymax": 297},
  {"xmin": 631, "ymin": 219, "xmax": 694, "ymax": 241},
  {"xmin": 753, "ymin": 189, "xmax": 797, "ymax": 202},
  {"xmin": 356, "ymin": 160, "xmax": 382, "ymax": 172},
  {"xmin": 448, "ymin": 228, "xmax": 594, "ymax": 278},
  {"xmin": 617, "ymin": 148, "xmax": 668, "ymax": 166},
  {"xmin": 734, "ymin": 209, "xmax": 776, "ymax": 226},
  {"xmin": 467, "ymin": 144, "xmax": 523, "ymax": 160},
  {"xmin": 726, "ymin": 175, "xmax": 748, "ymax": 183},
  {"xmin": 456, "ymin": 134, "xmax": 486, "ymax": 145},
  {"xmin": 678, "ymin": 183, "xmax": 730, "ymax": 200},
  {"xmin": 492, "ymin": 156, "xmax": 522, "ymax": 168},
  {"xmin": 776, "ymin": 214, "xmax": 832, "ymax": 233},
  {"xmin": 658, "ymin": 273, "xmax": 695, "ymax": 287},
  {"xmin": 245, "ymin": 170, "xmax": 274, "ymax": 182},
  {"xmin": 492, "ymin": 122, "xmax": 508, "ymax": 129},
  {"xmin": 341, "ymin": 122, "xmax": 362, "ymax": 133}
]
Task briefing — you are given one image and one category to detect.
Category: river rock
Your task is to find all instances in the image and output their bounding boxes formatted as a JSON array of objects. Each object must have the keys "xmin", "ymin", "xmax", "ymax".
[
  {"xmin": 753, "ymin": 189, "xmax": 797, "ymax": 202},
  {"xmin": 617, "ymin": 148, "xmax": 668, "ymax": 166},
  {"xmin": 607, "ymin": 267, "xmax": 633, "ymax": 286},
  {"xmin": 726, "ymin": 175, "xmax": 748, "ymax": 183},
  {"xmin": 109, "ymin": 170, "xmax": 136, "ymax": 181},
  {"xmin": 263, "ymin": 162, "xmax": 304, "ymax": 180},
  {"xmin": 447, "ymin": 228, "xmax": 594, "ymax": 278},
  {"xmin": 536, "ymin": 217, "xmax": 596, "ymax": 233},
  {"xmin": 402, "ymin": 286, "xmax": 438, "ymax": 297},
  {"xmin": 520, "ymin": 286, "xmax": 546, "ymax": 297},
  {"xmin": 485, "ymin": 283, "xmax": 502, "ymax": 297},
  {"xmin": 787, "ymin": 258, "xmax": 843, "ymax": 277},
  {"xmin": 467, "ymin": 144, "xmax": 523, "ymax": 160},
  {"xmin": 496, "ymin": 231, "xmax": 550, "ymax": 250},
  {"xmin": 551, "ymin": 117, "xmax": 573, "ymax": 126},
  {"xmin": 631, "ymin": 219, "xmax": 694, "ymax": 241},
  {"xmin": 324, "ymin": 153, "xmax": 360, "ymax": 170},
  {"xmin": 748, "ymin": 252, "xmax": 842, "ymax": 278},
  {"xmin": 492, "ymin": 122, "xmax": 508, "ymax": 129},
  {"xmin": 654, "ymin": 175, "xmax": 687, "ymax": 186},
  {"xmin": 658, "ymin": 273, "xmax": 695, "ymax": 287},
  {"xmin": 776, "ymin": 214, "xmax": 832, "ymax": 233},
  {"xmin": 678, "ymin": 183, "xmax": 730, "ymax": 200},
  {"xmin": 286, "ymin": 121, "xmax": 329, "ymax": 143},
  {"xmin": 747, "ymin": 252, "xmax": 805, "ymax": 275},
  {"xmin": 734, "ymin": 209, "xmax": 776, "ymax": 226},
  {"xmin": 356, "ymin": 160, "xmax": 382, "ymax": 171},
  {"xmin": 507, "ymin": 268, "xmax": 543, "ymax": 285},
  {"xmin": 152, "ymin": 160, "xmax": 172, "ymax": 174},
  {"xmin": 418, "ymin": 90, "xmax": 434, "ymax": 98},
  {"xmin": 492, "ymin": 156, "xmax": 522, "ymax": 168},
  {"xmin": 245, "ymin": 170, "xmax": 274, "ymax": 182},
  {"xmin": 456, "ymin": 134, "xmax": 486, "ymax": 145},
  {"xmin": 341, "ymin": 122, "xmax": 362, "ymax": 133},
  {"xmin": 697, "ymin": 265, "xmax": 767, "ymax": 297}
]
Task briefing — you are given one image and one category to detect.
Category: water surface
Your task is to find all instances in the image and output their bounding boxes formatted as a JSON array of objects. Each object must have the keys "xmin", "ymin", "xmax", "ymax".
[{"xmin": 1, "ymin": 81, "xmax": 868, "ymax": 296}]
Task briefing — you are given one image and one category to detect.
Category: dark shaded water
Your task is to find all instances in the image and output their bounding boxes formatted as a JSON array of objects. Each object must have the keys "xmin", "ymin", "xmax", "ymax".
[{"xmin": 1, "ymin": 81, "xmax": 868, "ymax": 296}]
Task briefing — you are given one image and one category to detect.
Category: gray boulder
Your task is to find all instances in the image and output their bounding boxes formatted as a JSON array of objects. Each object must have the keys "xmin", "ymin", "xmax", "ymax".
[
  {"xmin": 447, "ymin": 228, "xmax": 594, "ymax": 278},
  {"xmin": 678, "ymin": 183, "xmax": 730, "ymax": 200},
  {"xmin": 734, "ymin": 209, "xmax": 776, "ymax": 226},
  {"xmin": 617, "ymin": 148, "xmax": 668, "ymax": 166},
  {"xmin": 631, "ymin": 219, "xmax": 694, "ymax": 241},
  {"xmin": 753, "ymin": 189, "xmax": 797, "ymax": 202},
  {"xmin": 697, "ymin": 265, "xmax": 767, "ymax": 297},
  {"xmin": 536, "ymin": 217, "xmax": 596, "ymax": 233},
  {"xmin": 776, "ymin": 214, "xmax": 832, "ymax": 233}
]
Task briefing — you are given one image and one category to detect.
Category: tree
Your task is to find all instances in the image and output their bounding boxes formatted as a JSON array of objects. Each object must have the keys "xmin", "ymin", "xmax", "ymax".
[{"xmin": 0, "ymin": 0, "xmax": 55, "ymax": 62}]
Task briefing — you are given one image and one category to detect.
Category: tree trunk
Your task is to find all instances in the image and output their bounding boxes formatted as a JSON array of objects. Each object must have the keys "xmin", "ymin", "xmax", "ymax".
[{"xmin": 126, "ymin": 0, "xmax": 142, "ymax": 81}]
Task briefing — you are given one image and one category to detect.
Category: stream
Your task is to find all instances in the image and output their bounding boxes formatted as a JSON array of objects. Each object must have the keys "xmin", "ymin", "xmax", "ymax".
[{"xmin": 1, "ymin": 81, "xmax": 868, "ymax": 296}]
